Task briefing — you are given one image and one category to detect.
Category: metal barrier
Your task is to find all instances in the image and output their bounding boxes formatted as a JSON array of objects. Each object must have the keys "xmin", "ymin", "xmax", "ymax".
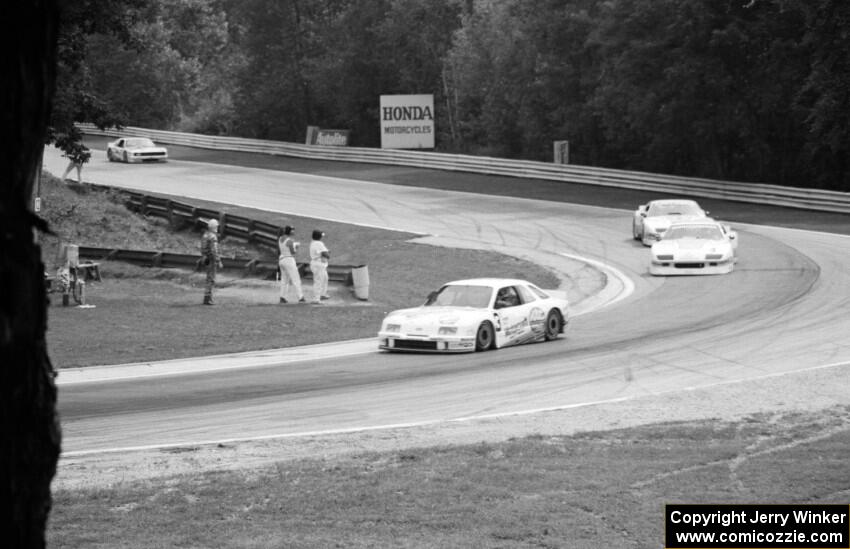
[
  {"xmin": 80, "ymin": 123, "xmax": 850, "ymax": 214},
  {"xmin": 124, "ymin": 191, "xmax": 282, "ymax": 248},
  {"xmin": 78, "ymin": 246, "xmax": 362, "ymax": 284},
  {"xmin": 93, "ymin": 192, "xmax": 363, "ymax": 285}
]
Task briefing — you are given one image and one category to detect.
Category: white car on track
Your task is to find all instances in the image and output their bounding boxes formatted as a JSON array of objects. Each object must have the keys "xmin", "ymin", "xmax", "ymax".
[
  {"xmin": 378, "ymin": 278, "xmax": 569, "ymax": 353},
  {"xmin": 633, "ymin": 199, "xmax": 710, "ymax": 245},
  {"xmin": 106, "ymin": 137, "xmax": 168, "ymax": 163},
  {"xmin": 650, "ymin": 220, "xmax": 738, "ymax": 276}
]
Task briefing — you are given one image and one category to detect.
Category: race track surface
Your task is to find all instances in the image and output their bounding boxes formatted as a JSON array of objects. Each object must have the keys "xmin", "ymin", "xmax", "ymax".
[{"xmin": 44, "ymin": 144, "xmax": 850, "ymax": 454}]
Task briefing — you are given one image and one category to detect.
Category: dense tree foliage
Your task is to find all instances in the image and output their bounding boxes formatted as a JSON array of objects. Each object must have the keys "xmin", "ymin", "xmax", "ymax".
[
  {"xmin": 49, "ymin": 0, "xmax": 151, "ymax": 155},
  {"xmin": 69, "ymin": 0, "xmax": 850, "ymax": 190}
]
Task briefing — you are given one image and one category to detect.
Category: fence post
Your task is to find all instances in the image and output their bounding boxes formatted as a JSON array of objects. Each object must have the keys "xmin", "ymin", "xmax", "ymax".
[
  {"xmin": 351, "ymin": 265, "xmax": 370, "ymax": 300},
  {"xmin": 218, "ymin": 212, "xmax": 227, "ymax": 240},
  {"xmin": 553, "ymin": 140, "xmax": 569, "ymax": 164}
]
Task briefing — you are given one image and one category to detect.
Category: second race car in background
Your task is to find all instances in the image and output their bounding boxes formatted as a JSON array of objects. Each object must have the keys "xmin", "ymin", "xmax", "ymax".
[
  {"xmin": 106, "ymin": 137, "xmax": 169, "ymax": 163},
  {"xmin": 378, "ymin": 278, "xmax": 569, "ymax": 353},
  {"xmin": 633, "ymin": 199, "xmax": 710, "ymax": 245}
]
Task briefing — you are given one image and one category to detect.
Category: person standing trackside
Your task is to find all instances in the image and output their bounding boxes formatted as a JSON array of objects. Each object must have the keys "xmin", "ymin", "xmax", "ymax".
[
  {"xmin": 201, "ymin": 219, "xmax": 224, "ymax": 305},
  {"xmin": 309, "ymin": 230, "xmax": 330, "ymax": 304},
  {"xmin": 61, "ymin": 142, "xmax": 91, "ymax": 183},
  {"xmin": 278, "ymin": 225, "xmax": 305, "ymax": 303}
]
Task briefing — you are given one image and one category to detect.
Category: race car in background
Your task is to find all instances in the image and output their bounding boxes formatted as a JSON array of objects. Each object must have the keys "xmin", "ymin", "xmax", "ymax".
[
  {"xmin": 633, "ymin": 199, "xmax": 710, "ymax": 245},
  {"xmin": 378, "ymin": 278, "xmax": 569, "ymax": 353},
  {"xmin": 649, "ymin": 220, "xmax": 738, "ymax": 276},
  {"xmin": 106, "ymin": 137, "xmax": 169, "ymax": 163}
]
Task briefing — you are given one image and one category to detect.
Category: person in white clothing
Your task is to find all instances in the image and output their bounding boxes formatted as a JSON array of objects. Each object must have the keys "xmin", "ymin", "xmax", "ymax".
[
  {"xmin": 278, "ymin": 225, "xmax": 305, "ymax": 303},
  {"xmin": 309, "ymin": 229, "xmax": 330, "ymax": 303}
]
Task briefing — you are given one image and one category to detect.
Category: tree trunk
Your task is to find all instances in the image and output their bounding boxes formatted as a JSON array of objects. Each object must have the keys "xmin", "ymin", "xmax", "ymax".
[{"xmin": 1, "ymin": 1, "xmax": 61, "ymax": 547}]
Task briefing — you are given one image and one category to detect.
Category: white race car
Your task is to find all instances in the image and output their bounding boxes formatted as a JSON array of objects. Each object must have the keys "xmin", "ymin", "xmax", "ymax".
[
  {"xmin": 633, "ymin": 199, "xmax": 709, "ymax": 245},
  {"xmin": 106, "ymin": 137, "xmax": 168, "ymax": 163},
  {"xmin": 378, "ymin": 278, "xmax": 569, "ymax": 353},
  {"xmin": 650, "ymin": 220, "xmax": 738, "ymax": 276}
]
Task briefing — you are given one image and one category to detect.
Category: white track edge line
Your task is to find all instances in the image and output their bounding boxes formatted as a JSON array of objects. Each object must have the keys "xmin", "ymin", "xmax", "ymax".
[{"xmin": 60, "ymin": 358, "xmax": 850, "ymax": 457}]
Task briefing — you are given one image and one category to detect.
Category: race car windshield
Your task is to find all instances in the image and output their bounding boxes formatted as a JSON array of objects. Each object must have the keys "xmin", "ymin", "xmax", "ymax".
[
  {"xmin": 425, "ymin": 285, "xmax": 493, "ymax": 308},
  {"xmin": 125, "ymin": 138, "xmax": 156, "ymax": 148},
  {"xmin": 665, "ymin": 225, "xmax": 722, "ymax": 240},
  {"xmin": 648, "ymin": 202, "xmax": 701, "ymax": 216}
]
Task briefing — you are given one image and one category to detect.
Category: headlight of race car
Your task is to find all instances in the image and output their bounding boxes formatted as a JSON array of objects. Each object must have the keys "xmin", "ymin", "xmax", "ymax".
[
  {"xmin": 655, "ymin": 254, "xmax": 674, "ymax": 260},
  {"xmin": 384, "ymin": 323, "xmax": 401, "ymax": 332},
  {"xmin": 438, "ymin": 326, "xmax": 458, "ymax": 335},
  {"xmin": 705, "ymin": 253, "xmax": 724, "ymax": 260}
]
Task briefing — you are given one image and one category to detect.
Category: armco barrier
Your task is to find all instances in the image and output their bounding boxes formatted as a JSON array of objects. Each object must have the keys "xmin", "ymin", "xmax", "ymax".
[
  {"xmin": 78, "ymin": 246, "xmax": 361, "ymax": 284},
  {"xmin": 123, "ymin": 191, "xmax": 282, "ymax": 247},
  {"xmin": 94, "ymin": 191, "xmax": 364, "ymax": 288},
  {"xmin": 79, "ymin": 123, "xmax": 850, "ymax": 214}
]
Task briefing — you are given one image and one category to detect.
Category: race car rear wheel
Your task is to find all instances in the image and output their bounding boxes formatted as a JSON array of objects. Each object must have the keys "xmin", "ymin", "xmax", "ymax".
[
  {"xmin": 544, "ymin": 310, "xmax": 561, "ymax": 341},
  {"xmin": 107, "ymin": 149, "xmax": 114, "ymax": 162},
  {"xmin": 475, "ymin": 321, "xmax": 494, "ymax": 351},
  {"xmin": 632, "ymin": 221, "xmax": 642, "ymax": 241}
]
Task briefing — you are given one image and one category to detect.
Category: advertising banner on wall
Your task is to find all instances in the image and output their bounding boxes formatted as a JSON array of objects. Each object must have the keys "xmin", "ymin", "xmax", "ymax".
[
  {"xmin": 380, "ymin": 94, "xmax": 435, "ymax": 149},
  {"xmin": 306, "ymin": 126, "xmax": 350, "ymax": 146}
]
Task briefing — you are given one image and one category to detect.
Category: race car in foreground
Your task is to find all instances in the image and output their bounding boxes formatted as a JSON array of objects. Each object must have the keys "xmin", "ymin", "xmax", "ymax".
[
  {"xmin": 633, "ymin": 199, "xmax": 710, "ymax": 245},
  {"xmin": 106, "ymin": 137, "xmax": 168, "ymax": 163},
  {"xmin": 378, "ymin": 278, "xmax": 569, "ymax": 353},
  {"xmin": 650, "ymin": 220, "xmax": 738, "ymax": 276}
]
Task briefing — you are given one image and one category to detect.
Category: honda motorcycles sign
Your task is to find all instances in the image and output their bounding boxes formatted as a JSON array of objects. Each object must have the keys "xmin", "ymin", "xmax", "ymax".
[{"xmin": 380, "ymin": 94, "xmax": 434, "ymax": 149}]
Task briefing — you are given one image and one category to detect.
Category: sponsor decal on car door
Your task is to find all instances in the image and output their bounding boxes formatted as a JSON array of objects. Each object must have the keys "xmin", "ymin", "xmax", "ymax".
[{"xmin": 494, "ymin": 286, "xmax": 531, "ymax": 347}]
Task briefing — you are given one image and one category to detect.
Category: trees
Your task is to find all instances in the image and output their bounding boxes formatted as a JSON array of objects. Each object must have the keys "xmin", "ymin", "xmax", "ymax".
[
  {"xmin": 795, "ymin": 0, "xmax": 850, "ymax": 190},
  {"xmin": 48, "ymin": 1, "xmax": 150, "ymax": 162},
  {"xmin": 84, "ymin": 0, "xmax": 242, "ymax": 134},
  {"xmin": 230, "ymin": 0, "xmax": 322, "ymax": 141},
  {"xmin": 229, "ymin": 0, "xmax": 463, "ymax": 147},
  {"xmin": 1, "ymin": 1, "xmax": 61, "ymax": 546}
]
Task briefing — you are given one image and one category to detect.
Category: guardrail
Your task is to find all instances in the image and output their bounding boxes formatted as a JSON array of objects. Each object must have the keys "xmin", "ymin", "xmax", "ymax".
[
  {"xmin": 84, "ymin": 191, "xmax": 364, "ymax": 286},
  {"xmin": 79, "ymin": 123, "xmax": 850, "ymax": 214},
  {"xmin": 124, "ymin": 191, "xmax": 283, "ymax": 249},
  {"xmin": 77, "ymin": 246, "xmax": 359, "ymax": 283}
]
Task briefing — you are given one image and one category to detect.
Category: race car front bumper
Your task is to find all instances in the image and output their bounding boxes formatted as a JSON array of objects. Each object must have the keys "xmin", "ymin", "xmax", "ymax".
[
  {"xmin": 650, "ymin": 258, "xmax": 734, "ymax": 276},
  {"xmin": 378, "ymin": 335, "xmax": 477, "ymax": 353}
]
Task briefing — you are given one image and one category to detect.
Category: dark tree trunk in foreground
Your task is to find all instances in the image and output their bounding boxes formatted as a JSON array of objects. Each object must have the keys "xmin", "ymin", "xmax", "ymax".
[{"xmin": 1, "ymin": 1, "xmax": 61, "ymax": 547}]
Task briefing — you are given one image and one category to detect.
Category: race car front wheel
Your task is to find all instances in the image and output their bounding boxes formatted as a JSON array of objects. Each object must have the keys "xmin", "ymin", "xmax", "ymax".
[{"xmin": 475, "ymin": 321, "xmax": 494, "ymax": 351}]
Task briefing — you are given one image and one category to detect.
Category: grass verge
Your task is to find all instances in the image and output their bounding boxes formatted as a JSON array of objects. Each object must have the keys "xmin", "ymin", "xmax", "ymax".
[{"xmin": 48, "ymin": 407, "xmax": 850, "ymax": 548}]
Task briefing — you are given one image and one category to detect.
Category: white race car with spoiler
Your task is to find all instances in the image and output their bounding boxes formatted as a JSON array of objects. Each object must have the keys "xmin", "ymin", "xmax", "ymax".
[
  {"xmin": 378, "ymin": 278, "xmax": 569, "ymax": 353},
  {"xmin": 633, "ymin": 199, "xmax": 710, "ymax": 245},
  {"xmin": 650, "ymin": 220, "xmax": 738, "ymax": 275},
  {"xmin": 106, "ymin": 137, "xmax": 168, "ymax": 163}
]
